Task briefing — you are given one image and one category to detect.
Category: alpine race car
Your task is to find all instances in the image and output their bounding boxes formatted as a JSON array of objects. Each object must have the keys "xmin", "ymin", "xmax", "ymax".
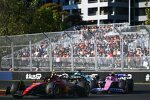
[
  {"xmin": 6, "ymin": 72, "xmax": 90, "ymax": 99},
  {"xmin": 91, "ymin": 73, "xmax": 134, "ymax": 94}
]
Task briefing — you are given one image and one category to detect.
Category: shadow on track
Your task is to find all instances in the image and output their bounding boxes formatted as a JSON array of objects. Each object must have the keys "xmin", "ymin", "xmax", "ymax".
[
  {"xmin": 132, "ymin": 90, "xmax": 150, "ymax": 94},
  {"xmin": 1, "ymin": 84, "xmax": 150, "ymax": 100}
]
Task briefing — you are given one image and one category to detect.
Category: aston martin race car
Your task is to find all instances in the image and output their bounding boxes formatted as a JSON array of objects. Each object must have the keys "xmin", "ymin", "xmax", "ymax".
[
  {"xmin": 6, "ymin": 72, "xmax": 90, "ymax": 99},
  {"xmin": 91, "ymin": 73, "xmax": 134, "ymax": 94},
  {"xmin": 63, "ymin": 71, "xmax": 98, "ymax": 89}
]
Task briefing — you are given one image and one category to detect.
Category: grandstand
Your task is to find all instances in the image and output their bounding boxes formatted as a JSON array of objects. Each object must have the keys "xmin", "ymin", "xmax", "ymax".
[{"xmin": 0, "ymin": 23, "xmax": 150, "ymax": 72}]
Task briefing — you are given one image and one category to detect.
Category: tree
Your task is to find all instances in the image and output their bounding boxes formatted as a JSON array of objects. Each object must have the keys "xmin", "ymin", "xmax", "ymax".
[
  {"xmin": 64, "ymin": 14, "xmax": 82, "ymax": 26},
  {"xmin": 0, "ymin": 0, "xmax": 82, "ymax": 36},
  {"xmin": 145, "ymin": 8, "xmax": 150, "ymax": 25},
  {"xmin": 145, "ymin": 0, "xmax": 150, "ymax": 25},
  {"xmin": 0, "ymin": 0, "xmax": 36, "ymax": 36},
  {"xmin": 31, "ymin": 3, "xmax": 67, "ymax": 33},
  {"xmin": 0, "ymin": 0, "xmax": 69, "ymax": 36}
]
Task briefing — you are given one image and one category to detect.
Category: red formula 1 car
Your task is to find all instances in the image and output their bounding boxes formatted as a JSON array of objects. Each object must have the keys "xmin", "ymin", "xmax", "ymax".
[
  {"xmin": 6, "ymin": 73, "xmax": 90, "ymax": 99},
  {"xmin": 91, "ymin": 73, "xmax": 134, "ymax": 94}
]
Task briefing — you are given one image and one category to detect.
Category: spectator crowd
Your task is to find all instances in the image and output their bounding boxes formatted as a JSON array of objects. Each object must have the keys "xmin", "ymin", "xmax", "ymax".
[{"xmin": 2, "ymin": 23, "xmax": 150, "ymax": 70}]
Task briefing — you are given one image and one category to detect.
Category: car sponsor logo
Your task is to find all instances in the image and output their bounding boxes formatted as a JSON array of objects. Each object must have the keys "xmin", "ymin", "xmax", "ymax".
[
  {"xmin": 117, "ymin": 74, "xmax": 132, "ymax": 80},
  {"xmin": 70, "ymin": 75, "xmax": 81, "ymax": 79},
  {"xmin": 145, "ymin": 74, "xmax": 150, "ymax": 82},
  {"xmin": 26, "ymin": 73, "xmax": 42, "ymax": 80}
]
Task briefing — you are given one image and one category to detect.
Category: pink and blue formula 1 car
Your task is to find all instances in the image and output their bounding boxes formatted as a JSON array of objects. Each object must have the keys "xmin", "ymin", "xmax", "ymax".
[{"xmin": 91, "ymin": 73, "xmax": 134, "ymax": 94}]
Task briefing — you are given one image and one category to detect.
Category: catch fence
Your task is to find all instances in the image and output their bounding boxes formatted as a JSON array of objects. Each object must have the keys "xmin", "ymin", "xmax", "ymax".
[{"xmin": 0, "ymin": 23, "xmax": 150, "ymax": 72}]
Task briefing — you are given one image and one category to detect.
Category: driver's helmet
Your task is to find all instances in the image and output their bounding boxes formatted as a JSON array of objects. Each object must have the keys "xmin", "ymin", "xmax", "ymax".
[
  {"xmin": 106, "ymin": 72, "xmax": 116, "ymax": 81},
  {"xmin": 62, "ymin": 72, "xmax": 69, "ymax": 78},
  {"xmin": 74, "ymin": 70, "xmax": 83, "ymax": 76},
  {"xmin": 50, "ymin": 70, "xmax": 57, "ymax": 78},
  {"xmin": 107, "ymin": 72, "xmax": 115, "ymax": 76}
]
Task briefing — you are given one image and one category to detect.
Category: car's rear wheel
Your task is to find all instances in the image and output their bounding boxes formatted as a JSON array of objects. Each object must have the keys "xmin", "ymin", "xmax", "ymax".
[
  {"xmin": 126, "ymin": 79, "xmax": 134, "ymax": 92},
  {"xmin": 10, "ymin": 82, "xmax": 18, "ymax": 94},
  {"xmin": 46, "ymin": 82, "xmax": 61, "ymax": 97},
  {"xmin": 5, "ymin": 86, "xmax": 11, "ymax": 95},
  {"xmin": 119, "ymin": 80, "xmax": 126, "ymax": 89},
  {"xmin": 10, "ymin": 82, "xmax": 24, "ymax": 99},
  {"xmin": 46, "ymin": 82, "xmax": 53, "ymax": 96},
  {"xmin": 119, "ymin": 80, "xmax": 129, "ymax": 93},
  {"xmin": 53, "ymin": 84, "xmax": 61, "ymax": 96}
]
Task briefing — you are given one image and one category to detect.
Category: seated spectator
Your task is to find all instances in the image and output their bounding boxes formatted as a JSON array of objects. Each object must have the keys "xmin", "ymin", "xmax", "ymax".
[
  {"xmin": 35, "ymin": 66, "xmax": 40, "ymax": 71},
  {"xmin": 9, "ymin": 65, "xmax": 13, "ymax": 71}
]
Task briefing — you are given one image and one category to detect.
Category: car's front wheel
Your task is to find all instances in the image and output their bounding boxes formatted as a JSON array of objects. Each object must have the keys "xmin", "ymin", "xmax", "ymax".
[{"xmin": 76, "ymin": 81, "xmax": 90, "ymax": 97}]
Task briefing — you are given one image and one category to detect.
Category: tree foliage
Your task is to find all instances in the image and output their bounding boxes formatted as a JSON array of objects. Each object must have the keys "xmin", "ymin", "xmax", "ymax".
[
  {"xmin": 31, "ymin": 3, "xmax": 66, "ymax": 32},
  {"xmin": 0, "ymin": 0, "xmax": 73, "ymax": 36},
  {"xmin": 64, "ymin": 14, "xmax": 82, "ymax": 26},
  {"xmin": 145, "ymin": 8, "xmax": 150, "ymax": 25},
  {"xmin": 145, "ymin": 0, "xmax": 150, "ymax": 25},
  {"xmin": 0, "ymin": 0, "xmax": 26, "ymax": 35}
]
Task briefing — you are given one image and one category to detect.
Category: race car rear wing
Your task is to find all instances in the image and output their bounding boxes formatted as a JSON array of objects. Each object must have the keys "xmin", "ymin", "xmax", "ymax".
[{"xmin": 115, "ymin": 74, "xmax": 132, "ymax": 80}]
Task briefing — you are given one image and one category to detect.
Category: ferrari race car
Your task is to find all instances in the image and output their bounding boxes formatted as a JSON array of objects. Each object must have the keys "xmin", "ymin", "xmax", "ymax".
[
  {"xmin": 91, "ymin": 73, "xmax": 134, "ymax": 94},
  {"xmin": 6, "ymin": 72, "xmax": 90, "ymax": 99}
]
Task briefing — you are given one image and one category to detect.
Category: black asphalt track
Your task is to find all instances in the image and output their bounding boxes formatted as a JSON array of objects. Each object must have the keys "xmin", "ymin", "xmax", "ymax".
[{"xmin": 0, "ymin": 84, "xmax": 150, "ymax": 100}]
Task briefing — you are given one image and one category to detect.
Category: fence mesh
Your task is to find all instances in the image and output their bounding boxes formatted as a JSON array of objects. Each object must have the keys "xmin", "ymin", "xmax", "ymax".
[{"xmin": 0, "ymin": 23, "xmax": 150, "ymax": 72}]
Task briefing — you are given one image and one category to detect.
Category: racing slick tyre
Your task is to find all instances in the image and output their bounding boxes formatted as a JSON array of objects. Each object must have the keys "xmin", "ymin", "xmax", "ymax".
[
  {"xmin": 90, "ymin": 79, "xmax": 98, "ymax": 89},
  {"xmin": 76, "ymin": 81, "xmax": 90, "ymax": 97},
  {"xmin": 118, "ymin": 80, "xmax": 126, "ymax": 89},
  {"xmin": 10, "ymin": 81, "xmax": 25, "ymax": 99},
  {"xmin": 126, "ymin": 79, "xmax": 134, "ymax": 92},
  {"xmin": 10, "ymin": 82, "xmax": 18, "ymax": 94},
  {"xmin": 10, "ymin": 81, "xmax": 25, "ymax": 93},
  {"xmin": 119, "ymin": 80, "xmax": 129, "ymax": 93},
  {"xmin": 124, "ymin": 83, "xmax": 129, "ymax": 94},
  {"xmin": 5, "ymin": 86, "xmax": 11, "ymax": 95},
  {"xmin": 46, "ymin": 82, "xmax": 61, "ymax": 97}
]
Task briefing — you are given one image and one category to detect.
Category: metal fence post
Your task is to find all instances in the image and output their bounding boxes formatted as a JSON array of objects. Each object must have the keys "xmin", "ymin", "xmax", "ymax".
[
  {"xmin": 29, "ymin": 40, "xmax": 32, "ymax": 71},
  {"xmin": 114, "ymin": 26, "xmax": 124, "ymax": 71},
  {"xmin": 49, "ymin": 38, "xmax": 52, "ymax": 71},
  {"xmin": 11, "ymin": 42, "xmax": 14, "ymax": 71},
  {"xmin": 143, "ymin": 25, "xmax": 150, "ymax": 69},
  {"xmin": 120, "ymin": 37, "xmax": 124, "ymax": 72},
  {"xmin": 94, "ymin": 39, "xmax": 98, "ymax": 71},
  {"xmin": 42, "ymin": 32, "xmax": 52, "ymax": 71},
  {"xmin": 63, "ymin": 31, "xmax": 74, "ymax": 71},
  {"xmin": 71, "ymin": 38, "xmax": 74, "ymax": 71},
  {"xmin": 143, "ymin": 25, "xmax": 150, "ymax": 56}
]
